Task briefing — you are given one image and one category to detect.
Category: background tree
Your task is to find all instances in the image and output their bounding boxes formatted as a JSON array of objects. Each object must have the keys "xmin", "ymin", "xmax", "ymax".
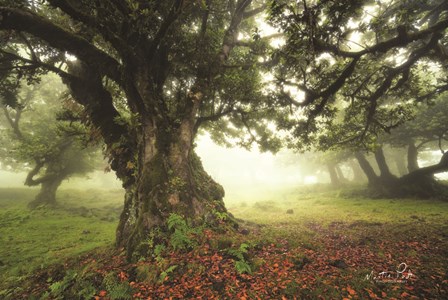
[
  {"xmin": 388, "ymin": 93, "xmax": 448, "ymax": 170},
  {"xmin": 269, "ymin": 0, "xmax": 448, "ymax": 196},
  {"xmin": 0, "ymin": 73, "xmax": 100, "ymax": 208}
]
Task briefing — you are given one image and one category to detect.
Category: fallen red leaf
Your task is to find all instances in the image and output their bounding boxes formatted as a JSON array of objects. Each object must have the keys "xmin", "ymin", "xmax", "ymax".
[{"xmin": 401, "ymin": 292, "xmax": 410, "ymax": 298}]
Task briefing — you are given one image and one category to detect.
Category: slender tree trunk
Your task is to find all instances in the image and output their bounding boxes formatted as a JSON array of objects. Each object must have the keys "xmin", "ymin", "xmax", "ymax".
[
  {"xmin": 407, "ymin": 140, "xmax": 419, "ymax": 172},
  {"xmin": 336, "ymin": 165, "xmax": 347, "ymax": 182},
  {"xmin": 355, "ymin": 152, "xmax": 378, "ymax": 185},
  {"xmin": 394, "ymin": 154, "xmax": 408, "ymax": 176},
  {"xmin": 28, "ymin": 177, "xmax": 63, "ymax": 209},
  {"xmin": 327, "ymin": 163, "xmax": 340, "ymax": 186},
  {"xmin": 349, "ymin": 159, "xmax": 366, "ymax": 182},
  {"xmin": 374, "ymin": 147, "xmax": 395, "ymax": 181}
]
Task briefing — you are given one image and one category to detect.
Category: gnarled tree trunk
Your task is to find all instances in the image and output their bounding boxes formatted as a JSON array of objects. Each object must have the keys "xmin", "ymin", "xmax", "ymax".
[
  {"xmin": 349, "ymin": 159, "xmax": 366, "ymax": 183},
  {"xmin": 394, "ymin": 151, "xmax": 448, "ymax": 198},
  {"xmin": 25, "ymin": 160, "xmax": 67, "ymax": 209},
  {"xmin": 394, "ymin": 154, "xmax": 408, "ymax": 177},
  {"xmin": 114, "ymin": 101, "xmax": 228, "ymax": 259},
  {"xmin": 28, "ymin": 177, "xmax": 64, "ymax": 209}
]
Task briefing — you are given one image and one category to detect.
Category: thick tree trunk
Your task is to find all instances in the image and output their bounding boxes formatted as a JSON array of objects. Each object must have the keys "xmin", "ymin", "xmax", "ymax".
[
  {"xmin": 394, "ymin": 154, "xmax": 408, "ymax": 176},
  {"xmin": 27, "ymin": 177, "xmax": 63, "ymax": 209},
  {"xmin": 327, "ymin": 163, "xmax": 340, "ymax": 186},
  {"xmin": 355, "ymin": 152, "xmax": 378, "ymax": 185},
  {"xmin": 115, "ymin": 119, "xmax": 228, "ymax": 259},
  {"xmin": 374, "ymin": 147, "xmax": 395, "ymax": 181},
  {"xmin": 407, "ymin": 140, "xmax": 419, "ymax": 172}
]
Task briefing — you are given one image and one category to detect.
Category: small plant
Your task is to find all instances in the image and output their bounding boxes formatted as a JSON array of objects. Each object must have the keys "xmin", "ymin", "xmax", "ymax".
[
  {"xmin": 159, "ymin": 265, "xmax": 178, "ymax": 283},
  {"xmin": 47, "ymin": 270, "xmax": 78, "ymax": 299},
  {"xmin": 153, "ymin": 244, "xmax": 166, "ymax": 262},
  {"xmin": 228, "ymin": 243, "xmax": 252, "ymax": 274},
  {"xmin": 234, "ymin": 260, "xmax": 252, "ymax": 275},
  {"xmin": 43, "ymin": 269, "xmax": 97, "ymax": 300},
  {"xmin": 213, "ymin": 210, "xmax": 229, "ymax": 221},
  {"xmin": 167, "ymin": 213, "xmax": 198, "ymax": 251},
  {"xmin": 102, "ymin": 272, "xmax": 133, "ymax": 300}
]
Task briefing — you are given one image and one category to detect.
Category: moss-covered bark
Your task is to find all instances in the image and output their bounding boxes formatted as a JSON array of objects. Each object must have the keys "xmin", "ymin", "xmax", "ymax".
[{"xmin": 115, "ymin": 129, "xmax": 228, "ymax": 260}]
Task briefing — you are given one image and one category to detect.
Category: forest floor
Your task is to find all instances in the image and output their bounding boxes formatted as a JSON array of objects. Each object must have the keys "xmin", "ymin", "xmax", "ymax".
[{"xmin": 0, "ymin": 186, "xmax": 447, "ymax": 299}]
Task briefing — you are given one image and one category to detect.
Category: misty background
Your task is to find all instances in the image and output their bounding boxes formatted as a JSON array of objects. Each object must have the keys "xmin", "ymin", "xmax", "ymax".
[
  {"xmin": 1, "ymin": 134, "xmax": 445, "ymax": 204},
  {"xmin": 0, "ymin": 134, "xmax": 317, "ymax": 203}
]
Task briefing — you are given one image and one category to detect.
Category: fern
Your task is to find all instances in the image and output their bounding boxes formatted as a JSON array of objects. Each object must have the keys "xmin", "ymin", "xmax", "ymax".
[
  {"xmin": 234, "ymin": 260, "xmax": 252, "ymax": 275},
  {"xmin": 228, "ymin": 243, "xmax": 252, "ymax": 274},
  {"xmin": 228, "ymin": 243, "xmax": 249, "ymax": 261},
  {"xmin": 153, "ymin": 244, "xmax": 166, "ymax": 262},
  {"xmin": 159, "ymin": 265, "xmax": 178, "ymax": 283},
  {"xmin": 108, "ymin": 283, "xmax": 133, "ymax": 300},
  {"xmin": 48, "ymin": 270, "xmax": 78, "ymax": 299},
  {"xmin": 173, "ymin": 229, "xmax": 195, "ymax": 250},
  {"xmin": 167, "ymin": 213, "xmax": 197, "ymax": 251},
  {"xmin": 167, "ymin": 213, "xmax": 187, "ymax": 231},
  {"xmin": 103, "ymin": 272, "xmax": 133, "ymax": 300}
]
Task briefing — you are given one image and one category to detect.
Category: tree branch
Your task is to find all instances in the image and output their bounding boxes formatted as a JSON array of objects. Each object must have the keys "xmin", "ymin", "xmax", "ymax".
[
  {"xmin": 47, "ymin": 0, "xmax": 134, "ymax": 63},
  {"xmin": 243, "ymin": 5, "xmax": 266, "ymax": 19},
  {"xmin": 147, "ymin": 0, "xmax": 184, "ymax": 61},
  {"xmin": 314, "ymin": 17, "xmax": 448, "ymax": 58},
  {"xmin": 0, "ymin": 49, "xmax": 75, "ymax": 81},
  {"xmin": 0, "ymin": 6, "xmax": 122, "ymax": 83},
  {"xmin": 2, "ymin": 107, "xmax": 23, "ymax": 139}
]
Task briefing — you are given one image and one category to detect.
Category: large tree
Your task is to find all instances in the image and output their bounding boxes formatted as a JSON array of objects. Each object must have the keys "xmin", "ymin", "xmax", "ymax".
[
  {"xmin": 0, "ymin": 0, "xmax": 283, "ymax": 257},
  {"xmin": 0, "ymin": 74, "xmax": 100, "ymax": 208}
]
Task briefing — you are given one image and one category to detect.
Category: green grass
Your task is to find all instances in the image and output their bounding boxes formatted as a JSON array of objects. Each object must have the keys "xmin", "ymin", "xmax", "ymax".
[
  {"xmin": 1, "ymin": 185, "xmax": 447, "ymax": 299},
  {"xmin": 230, "ymin": 187, "xmax": 448, "ymax": 225},
  {"xmin": 0, "ymin": 188, "xmax": 124, "ymax": 295}
]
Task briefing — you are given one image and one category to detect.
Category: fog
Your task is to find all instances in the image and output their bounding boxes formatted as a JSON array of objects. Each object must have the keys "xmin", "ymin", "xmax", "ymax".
[
  {"xmin": 0, "ymin": 135, "xmax": 321, "ymax": 204},
  {"xmin": 3, "ymin": 133, "xmax": 448, "ymax": 206},
  {"xmin": 196, "ymin": 135, "xmax": 310, "ymax": 203}
]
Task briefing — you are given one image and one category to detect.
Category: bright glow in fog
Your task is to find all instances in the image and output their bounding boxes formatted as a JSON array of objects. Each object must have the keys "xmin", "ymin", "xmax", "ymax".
[{"xmin": 196, "ymin": 135, "xmax": 304, "ymax": 203}]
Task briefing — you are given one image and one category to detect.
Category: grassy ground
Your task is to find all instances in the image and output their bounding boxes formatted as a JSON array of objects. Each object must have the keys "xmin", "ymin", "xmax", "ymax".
[
  {"xmin": 0, "ymin": 188, "xmax": 124, "ymax": 298},
  {"xmin": 0, "ymin": 186, "xmax": 447, "ymax": 299}
]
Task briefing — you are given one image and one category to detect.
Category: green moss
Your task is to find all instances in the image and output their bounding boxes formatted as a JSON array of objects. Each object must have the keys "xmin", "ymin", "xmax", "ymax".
[{"xmin": 190, "ymin": 152, "xmax": 224, "ymax": 201}]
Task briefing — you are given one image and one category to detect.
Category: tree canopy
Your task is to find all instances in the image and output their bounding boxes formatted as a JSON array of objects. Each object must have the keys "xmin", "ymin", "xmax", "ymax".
[{"xmin": 268, "ymin": 0, "xmax": 448, "ymax": 151}]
